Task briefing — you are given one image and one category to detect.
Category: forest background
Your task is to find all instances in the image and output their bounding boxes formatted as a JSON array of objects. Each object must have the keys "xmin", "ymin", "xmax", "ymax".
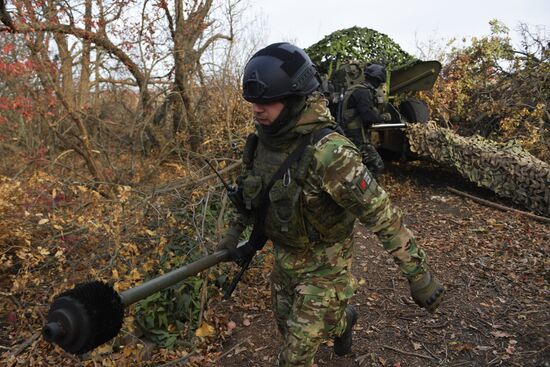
[{"xmin": 0, "ymin": 0, "xmax": 548, "ymax": 365}]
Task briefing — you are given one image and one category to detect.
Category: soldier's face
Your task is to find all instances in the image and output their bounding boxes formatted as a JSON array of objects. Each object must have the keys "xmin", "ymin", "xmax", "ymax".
[{"xmin": 251, "ymin": 102, "xmax": 284, "ymax": 126}]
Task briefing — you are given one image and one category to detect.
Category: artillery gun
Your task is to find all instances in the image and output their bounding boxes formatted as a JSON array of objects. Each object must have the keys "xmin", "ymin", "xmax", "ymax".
[
  {"xmin": 326, "ymin": 59, "xmax": 442, "ymax": 158},
  {"xmin": 310, "ymin": 27, "xmax": 550, "ymax": 217},
  {"xmin": 326, "ymin": 59, "xmax": 550, "ymax": 217}
]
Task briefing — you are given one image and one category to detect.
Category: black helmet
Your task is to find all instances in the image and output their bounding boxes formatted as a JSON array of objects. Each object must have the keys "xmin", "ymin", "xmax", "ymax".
[
  {"xmin": 242, "ymin": 42, "xmax": 320, "ymax": 104},
  {"xmin": 364, "ymin": 64, "xmax": 387, "ymax": 85}
]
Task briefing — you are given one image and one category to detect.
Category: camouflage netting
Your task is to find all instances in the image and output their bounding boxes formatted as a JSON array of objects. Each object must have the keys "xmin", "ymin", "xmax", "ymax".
[
  {"xmin": 406, "ymin": 122, "xmax": 550, "ymax": 217},
  {"xmin": 305, "ymin": 26, "xmax": 416, "ymax": 76}
]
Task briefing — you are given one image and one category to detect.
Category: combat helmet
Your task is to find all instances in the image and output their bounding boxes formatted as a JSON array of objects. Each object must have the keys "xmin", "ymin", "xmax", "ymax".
[
  {"xmin": 242, "ymin": 42, "xmax": 320, "ymax": 104},
  {"xmin": 364, "ymin": 64, "xmax": 387, "ymax": 86}
]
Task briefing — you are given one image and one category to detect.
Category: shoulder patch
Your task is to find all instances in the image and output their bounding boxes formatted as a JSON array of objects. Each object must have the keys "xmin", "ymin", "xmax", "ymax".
[{"xmin": 357, "ymin": 168, "xmax": 374, "ymax": 193}]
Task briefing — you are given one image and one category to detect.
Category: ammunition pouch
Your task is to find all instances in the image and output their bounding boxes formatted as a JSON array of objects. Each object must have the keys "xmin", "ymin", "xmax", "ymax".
[
  {"xmin": 269, "ymin": 177, "xmax": 302, "ymax": 233},
  {"xmin": 241, "ymin": 175, "xmax": 263, "ymax": 210}
]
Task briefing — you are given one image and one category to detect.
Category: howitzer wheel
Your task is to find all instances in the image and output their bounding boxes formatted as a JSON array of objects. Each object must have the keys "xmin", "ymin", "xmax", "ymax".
[
  {"xmin": 43, "ymin": 281, "xmax": 124, "ymax": 354},
  {"xmin": 399, "ymin": 98, "xmax": 429, "ymax": 123},
  {"xmin": 43, "ymin": 295, "xmax": 91, "ymax": 354}
]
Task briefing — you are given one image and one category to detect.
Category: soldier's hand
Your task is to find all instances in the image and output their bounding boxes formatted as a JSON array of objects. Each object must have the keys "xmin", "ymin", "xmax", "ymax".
[
  {"xmin": 409, "ymin": 272, "xmax": 445, "ymax": 313},
  {"xmin": 380, "ymin": 112, "xmax": 392, "ymax": 122},
  {"xmin": 217, "ymin": 235, "xmax": 255, "ymax": 265},
  {"xmin": 217, "ymin": 234, "xmax": 238, "ymax": 255}
]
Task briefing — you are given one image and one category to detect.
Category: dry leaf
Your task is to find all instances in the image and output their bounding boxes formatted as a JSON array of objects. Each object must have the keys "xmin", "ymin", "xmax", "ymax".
[
  {"xmin": 94, "ymin": 344, "xmax": 113, "ymax": 354},
  {"xmin": 38, "ymin": 247, "xmax": 50, "ymax": 256},
  {"xmin": 128, "ymin": 268, "xmax": 141, "ymax": 281},
  {"xmin": 450, "ymin": 342, "xmax": 476, "ymax": 352},
  {"xmin": 234, "ymin": 346, "xmax": 247, "ymax": 355},
  {"xmin": 195, "ymin": 322, "xmax": 215, "ymax": 337},
  {"xmin": 491, "ymin": 331, "xmax": 511, "ymax": 338}
]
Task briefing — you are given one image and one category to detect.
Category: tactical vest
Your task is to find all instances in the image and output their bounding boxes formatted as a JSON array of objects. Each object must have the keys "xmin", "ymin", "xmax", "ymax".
[
  {"xmin": 239, "ymin": 132, "xmax": 355, "ymax": 251},
  {"xmin": 341, "ymin": 84, "xmax": 378, "ymax": 145}
]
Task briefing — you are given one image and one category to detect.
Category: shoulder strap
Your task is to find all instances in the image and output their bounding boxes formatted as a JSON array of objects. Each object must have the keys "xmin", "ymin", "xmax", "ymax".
[
  {"xmin": 310, "ymin": 126, "xmax": 337, "ymax": 144},
  {"xmin": 341, "ymin": 84, "xmax": 367, "ymax": 125},
  {"xmin": 248, "ymin": 127, "xmax": 337, "ymax": 250},
  {"xmin": 242, "ymin": 133, "xmax": 258, "ymax": 170},
  {"xmin": 264, "ymin": 127, "xmax": 336, "ymax": 198}
]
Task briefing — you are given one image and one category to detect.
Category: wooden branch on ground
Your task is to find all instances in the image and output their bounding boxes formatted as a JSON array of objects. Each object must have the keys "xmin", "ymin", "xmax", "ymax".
[
  {"xmin": 215, "ymin": 336, "xmax": 252, "ymax": 361},
  {"xmin": 149, "ymin": 161, "xmax": 241, "ymax": 194},
  {"xmin": 382, "ymin": 344, "xmax": 434, "ymax": 360},
  {"xmin": 156, "ymin": 351, "xmax": 196, "ymax": 367},
  {"xmin": 11, "ymin": 332, "xmax": 40, "ymax": 357},
  {"xmin": 446, "ymin": 187, "xmax": 550, "ymax": 224}
]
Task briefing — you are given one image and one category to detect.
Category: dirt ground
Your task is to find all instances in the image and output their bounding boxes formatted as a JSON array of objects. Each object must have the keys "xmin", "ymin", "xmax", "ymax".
[
  {"xmin": 215, "ymin": 162, "xmax": 550, "ymax": 367},
  {"xmin": 1, "ymin": 161, "xmax": 548, "ymax": 367}
]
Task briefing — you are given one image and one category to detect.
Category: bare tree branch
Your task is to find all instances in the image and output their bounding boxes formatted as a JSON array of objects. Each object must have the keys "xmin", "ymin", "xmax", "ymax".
[
  {"xmin": 197, "ymin": 32, "xmax": 233, "ymax": 57},
  {"xmin": 0, "ymin": 0, "xmax": 149, "ymax": 106}
]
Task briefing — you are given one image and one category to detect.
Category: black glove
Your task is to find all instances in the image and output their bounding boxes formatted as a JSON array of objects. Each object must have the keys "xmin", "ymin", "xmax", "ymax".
[
  {"xmin": 217, "ymin": 233, "xmax": 239, "ymax": 253},
  {"xmin": 380, "ymin": 112, "xmax": 392, "ymax": 122},
  {"xmin": 217, "ymin": 234, "xmax": 255, "ymax": 266},
  {"xmin": 231, "ymin": 241, "xmax": 256, "ymax": 267},
  {"xmin": 409, "ymin": 271, "xmax": 445, "ymax": 313}
]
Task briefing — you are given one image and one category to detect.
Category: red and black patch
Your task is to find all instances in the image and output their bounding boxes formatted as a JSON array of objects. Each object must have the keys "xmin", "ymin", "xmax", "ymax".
[
  {"xmin": 356, "ymin": 170, "xmax": 373, "ymax": 193},
  {"xmin": 359, "ymin": 178, "xmax": 368, "ymax": 191}
]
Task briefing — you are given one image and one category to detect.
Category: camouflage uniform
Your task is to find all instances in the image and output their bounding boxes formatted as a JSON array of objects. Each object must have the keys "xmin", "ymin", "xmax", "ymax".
[
  {"xmin": 341, "ymin": 83, "xmax": 385, "ymax": 176},
  {"xmin": 229, "ymin": 93, "xmax": 426, "ymax": 366}
]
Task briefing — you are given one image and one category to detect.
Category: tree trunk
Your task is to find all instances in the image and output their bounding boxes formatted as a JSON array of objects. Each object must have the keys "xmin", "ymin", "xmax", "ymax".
[
  {"xmin": 47, "ymin": 0, "xmax": 75, "ymax": 109},
  {"xmin": 79, "ymin": 0, "xmax": 92, "ymax": 108},
  {"xmin": 173, "ymin": 0, "xmax": 191, "ymax": 140}
]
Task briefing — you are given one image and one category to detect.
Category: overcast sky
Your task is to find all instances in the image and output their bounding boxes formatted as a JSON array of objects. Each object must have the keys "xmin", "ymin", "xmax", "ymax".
[{"xmin": 247, "ymin": 0, "xmax": 549, "ymax": 56}]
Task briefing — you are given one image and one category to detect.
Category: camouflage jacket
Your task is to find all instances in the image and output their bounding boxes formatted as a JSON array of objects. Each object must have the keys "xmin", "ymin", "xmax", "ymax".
[{"xmin": 229, "ymin": 93, "xmax": 425, "ymax": 278}]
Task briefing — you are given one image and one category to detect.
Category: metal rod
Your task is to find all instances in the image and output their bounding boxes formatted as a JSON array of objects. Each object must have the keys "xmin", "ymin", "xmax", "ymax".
[
  {"xmin": 119, "ymin": 250, "xmax": 230, "ymax": 306},
  {"xmin": 370, "ymin": 122, "xmax": 407, "ymax": 130}
]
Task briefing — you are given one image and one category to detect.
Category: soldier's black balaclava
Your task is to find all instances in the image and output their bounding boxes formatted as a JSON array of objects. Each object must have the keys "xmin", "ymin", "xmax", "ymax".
[{"xmin": 365, "ymin": 76, "xmax": 382, "ymax": 89}]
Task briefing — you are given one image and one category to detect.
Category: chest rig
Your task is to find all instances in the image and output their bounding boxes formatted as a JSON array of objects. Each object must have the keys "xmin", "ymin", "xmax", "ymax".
[
  {"xmin": 238, "ymin": 127, "xmax": 353, "ymax": 250},
  {"xmin": 342, "ymin": 84, "xmax": 378, "ymax": 129}
]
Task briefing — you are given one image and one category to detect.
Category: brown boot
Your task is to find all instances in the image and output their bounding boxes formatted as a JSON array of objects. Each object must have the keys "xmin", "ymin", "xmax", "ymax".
[{"xmin": 409, "ymin": 271, "xmax": 445, "ymax": 313}]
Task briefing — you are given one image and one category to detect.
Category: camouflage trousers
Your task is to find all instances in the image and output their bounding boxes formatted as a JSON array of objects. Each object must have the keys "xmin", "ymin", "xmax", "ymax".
[{"xmin": 271, "ymin": 237, "xmax": 358, "ymax": 367}]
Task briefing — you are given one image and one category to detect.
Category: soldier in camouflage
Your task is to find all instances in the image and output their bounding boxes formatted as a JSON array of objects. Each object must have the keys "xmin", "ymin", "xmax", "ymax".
[
  {"xmin": 218, "ymin": 43, "xmax": 445, "ymax": 367},
  {"xmin": 341, "ymin": 64, "xmax": 391, "ymax": 178}
]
